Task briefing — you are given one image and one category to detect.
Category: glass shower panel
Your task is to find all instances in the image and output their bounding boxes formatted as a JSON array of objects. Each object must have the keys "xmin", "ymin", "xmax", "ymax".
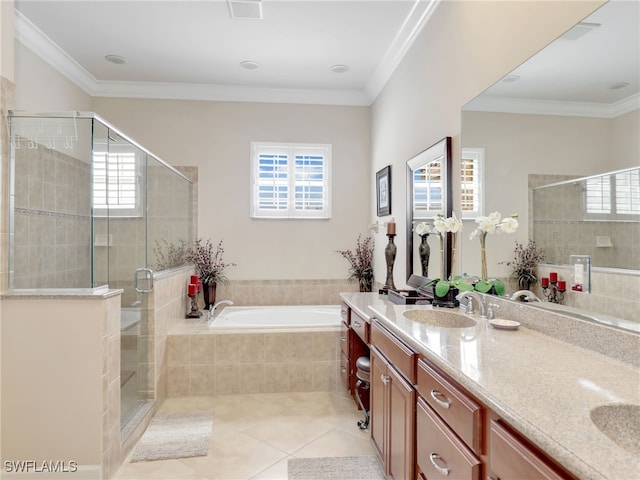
[
  {"xmin": 9, "ymin": 115, "xmax": 94, "ymax": 288},
  {"xmin": 104, "ymin": 131, "xmax": 151, "ymax": 426}
]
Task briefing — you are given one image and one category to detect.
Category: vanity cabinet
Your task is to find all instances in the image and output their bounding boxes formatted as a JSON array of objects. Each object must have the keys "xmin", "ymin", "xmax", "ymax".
[
  {"xmin": 416, "ymin": 358, "xmax": 482, "ymax": 480},
  {"xmin": 370, "ymin": 319, "xmax": 417, "ymax": 480},
  {"xmin": 340, "ymin": 303, "xmax": 370, "ymax": 410},
  {"xmin": 488, "ymin": 418, "xmax": 571, "ymax": 480}
]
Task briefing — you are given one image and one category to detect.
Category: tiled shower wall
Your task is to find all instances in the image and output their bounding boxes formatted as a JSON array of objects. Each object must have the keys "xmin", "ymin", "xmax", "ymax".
[
  {"xmin": 12, "ymin": 143, "xmax": 91, "ymax": 288},
  {"xmin": 530, "ymin": 174, "xmax": 639, "ymax": 270}
]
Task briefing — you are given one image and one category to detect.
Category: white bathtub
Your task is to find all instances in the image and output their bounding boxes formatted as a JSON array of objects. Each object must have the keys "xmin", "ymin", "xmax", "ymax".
[{"xmin": 209, "ymin": 305, "xmax": 341, "ymax": 332}]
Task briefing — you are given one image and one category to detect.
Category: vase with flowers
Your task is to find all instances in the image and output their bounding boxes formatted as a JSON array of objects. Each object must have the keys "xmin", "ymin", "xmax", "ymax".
[
  {"xmin": 187, "ymin": 238, "xmax": 236, "ymax": 310},
  {"xmin": 414, "ymin": 221, "xmax": 436, "ymax": 277},
  {"xmin": 337, "ymin": 235, "xmax": 374, "ymax": 292},
  {"xmin": 502, "ymin": 239, "xmax": 546, "ymax": 290},
  {"xmin": 469, "ymin": 211, "xmax": 519, "ymax": 295},
  {"xmin": 420, "ymin": 213, "xmax": 466, "ymax": 307}
]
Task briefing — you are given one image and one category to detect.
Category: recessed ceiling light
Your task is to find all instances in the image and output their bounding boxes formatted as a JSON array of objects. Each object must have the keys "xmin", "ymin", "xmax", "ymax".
[
  {"xmin": 502, "ymin": 74, "xmax": 521, "ymax": 83},
  {"xmin": 104, "ymin": 54, "xmax": 125, "ymax": 65},
  {"xmin": 608, "ymin": 82, "xmax": 629, "ymax": 90},
  {"xmin": 240, "ymin": 61, "xmax": 259, "ymax": 70},
  {"xmin": 330, "ymin": 64, "xmax": 350, "ymax": 74}
]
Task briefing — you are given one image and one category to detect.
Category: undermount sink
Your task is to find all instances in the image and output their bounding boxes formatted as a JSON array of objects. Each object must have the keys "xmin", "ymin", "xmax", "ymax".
[
  {"xmin": 590, "ymin": 404, "xmax": 640, "ymax": 454},
  {"xmin": 403, "ymin": 309, "xmax": 477, "ymax": 328}
]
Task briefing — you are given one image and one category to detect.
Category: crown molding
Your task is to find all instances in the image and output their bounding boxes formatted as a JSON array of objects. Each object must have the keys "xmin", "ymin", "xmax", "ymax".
[
  {"xmin": 14, "ymin": 10, "xmax": 99, "ymax": 95},
  {"xmin": 364, "ymin": 0, "xmax": 441, "ymax": 102},
  {"xmin": 15, "ymin": 2, "xmax": 436, "ymax": 106},
  {"xmin": 464, "ymin": 93, "xmax": 640, "ymax": 119}
]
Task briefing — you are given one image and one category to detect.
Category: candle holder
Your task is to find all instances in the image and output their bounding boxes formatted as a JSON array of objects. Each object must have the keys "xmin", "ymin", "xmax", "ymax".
[
  {"xmin": 186, "ymin": 282, "xmax": 202, "ymax": 318},
  {"xmin": 541, "ymin": 277, "xmax": 566, "ymax": 304},
  {"xmin": 382, "ymin": 233, "xmax": 397, "ymax": 292}
]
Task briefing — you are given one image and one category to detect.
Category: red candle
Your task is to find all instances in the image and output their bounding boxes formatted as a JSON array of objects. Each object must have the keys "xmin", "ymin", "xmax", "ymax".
[
  {"xmin": 188, "ymin": 283, "xmax": 197, "ymax": 296},
  {"xmin": 190, "ymin": 275, "xmax": 199, "ymax": 285},
  {"xmin": 549, "ymin": 272, "xmax": 558, "ymax": 283},
  {"xmin": 541, "ymin": 277, "xmax": 549, "ymax": 288},
  {"xmin": 557, "ymin": 281, "xmax": 566, "ymax": 292},
  {"xmin": 197, "ymin": 279, "xmax": 202, "ymax": 291}
]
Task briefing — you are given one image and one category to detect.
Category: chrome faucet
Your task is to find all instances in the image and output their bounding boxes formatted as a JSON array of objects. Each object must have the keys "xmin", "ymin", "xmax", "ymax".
[
  {"xmin": 208, "ymin": 300, "xmax": 234, "ymax": 320},
  {"xmin": 509, "ymin": 290, "xmax": 542, "ymax": 302},
  {"xmin": 456, "ymin": 291, "xmax": 486, "ymax": 318}
]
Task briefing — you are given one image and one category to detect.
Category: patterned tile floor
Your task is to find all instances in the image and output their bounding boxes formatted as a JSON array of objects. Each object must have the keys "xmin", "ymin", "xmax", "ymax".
[{"xmin": 114, "ymin": 391, "xmax": 375, "ymax": 479}]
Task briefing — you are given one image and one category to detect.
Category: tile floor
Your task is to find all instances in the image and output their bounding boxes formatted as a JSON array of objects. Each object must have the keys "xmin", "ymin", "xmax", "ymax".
[{"xmin": 113, "ymin": 390, "xmax": 376, "ymax": 479}]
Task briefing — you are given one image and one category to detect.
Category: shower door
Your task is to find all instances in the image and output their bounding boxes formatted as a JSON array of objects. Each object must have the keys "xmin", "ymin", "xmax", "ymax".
[{"xmin": 92, "ymin": 121, "xmax": 153, "ymax": 426}]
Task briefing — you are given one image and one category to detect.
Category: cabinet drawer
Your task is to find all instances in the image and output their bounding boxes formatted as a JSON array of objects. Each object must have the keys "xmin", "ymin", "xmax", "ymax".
[
  {"xmin": 489, "ymin": 420, "xmax": 569, "ymax": 480},
  {"xmin": 417, "ymin": 358, "xmax": 483, "ymax": 454},
  {"xmin": 340, "ymin": 303, "xmax": 350, "ymax": 325},
  {"xmin": 340, "ymin": 351, "xmax": 349, "ymax": 391},
  {"xmin": 351, "ymin": 311, "xmax": 369, "ymax": 344},
  {"xmin": 371, "ymin": 319, "xmax": 416, "ymax": 383},
  {"xmin": 417, "ymin": 397, "xmax": 481, "ymax": 480},
  {"xmin": 340, "ymin": 321, "xmax": 349, "ymax": 357}
]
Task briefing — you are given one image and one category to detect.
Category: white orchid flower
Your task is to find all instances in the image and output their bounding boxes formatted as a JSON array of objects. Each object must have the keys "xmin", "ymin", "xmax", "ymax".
[{"xmin": 415, "ymin": 222, "xmax": 434, "ymax": 236}]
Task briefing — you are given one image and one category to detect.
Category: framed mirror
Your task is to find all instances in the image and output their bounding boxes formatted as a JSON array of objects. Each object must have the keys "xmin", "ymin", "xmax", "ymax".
[
  {"xmin": 406, "ymin": 137, "xmax": 453, "ymax": 281},
  {"xmin": 461, "ymin": 0, "xmax": 639, "ymax": 276}
]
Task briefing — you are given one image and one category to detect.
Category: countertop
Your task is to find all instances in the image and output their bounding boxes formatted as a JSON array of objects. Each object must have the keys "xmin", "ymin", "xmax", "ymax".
[{"xmin": 339, "ymin": 292, "xmax": 640, "ymax": 480}]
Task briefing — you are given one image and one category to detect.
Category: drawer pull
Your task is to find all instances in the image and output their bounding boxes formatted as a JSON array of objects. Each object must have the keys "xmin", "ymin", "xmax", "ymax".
[
  {"xmin": 429, "ymin": 453, "xmax": 450, "ymax": 476},
  {"xmin": 340, "ymin": 336, "xmax": 347, "ymax": 342},
  {"xmin": 341, "ymin": 366, "xmax": 347, "ymax": 373},
  {"xmin": 341, "ymin": 309, "xmax": 347, "ymax": 316},
  {"xmin": 430, "ymin": 389, "xmax": 451, "ymax": 409},
  {"xmin": 380, "ymin": 374, "xmax": 390, "ymax": 385},
  {"xmin": 353, "ymin": 320, "xmax": 362, "ymax": 327}
]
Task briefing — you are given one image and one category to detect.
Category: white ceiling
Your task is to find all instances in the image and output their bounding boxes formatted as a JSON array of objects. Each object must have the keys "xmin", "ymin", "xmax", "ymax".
[
  {"xmin": 13, "ymin": 0, "xmax": 640, "ymax": 112},
  {"xmin": 466, "ymin": 0, "xmax": 640, "ymax": 118},
  {"xmin": 14, "ymin": 0, "xmax": 441, "ymax": 105}
]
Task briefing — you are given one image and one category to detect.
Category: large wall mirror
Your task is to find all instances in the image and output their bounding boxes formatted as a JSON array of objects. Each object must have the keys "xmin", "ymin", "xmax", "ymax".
[
  {"xmin": 461, "ymin": 0, "xmax": 639, "ymax": 277},
  {"xmin": 406, "ymin": 137, "xmax": 453, "ymax": 281}
]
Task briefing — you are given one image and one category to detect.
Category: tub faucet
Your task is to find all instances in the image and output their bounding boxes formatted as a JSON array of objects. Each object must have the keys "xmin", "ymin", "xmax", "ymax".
[
  {"xmin": 456, "ymin": 291, "xmax": 486, "ymax": 318},
  {"xmin": 509, "ymin": 290, "xmax": 542, "ymax": 302},
  {"xmin": 208, "ymin": 300, "xmax": 234, "ymax": 320}
]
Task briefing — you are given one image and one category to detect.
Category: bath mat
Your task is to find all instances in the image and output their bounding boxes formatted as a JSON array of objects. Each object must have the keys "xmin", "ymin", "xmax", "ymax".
[
  {"xmin": 131, "ymin": 411, "xmax": 213, "ymax": 462},
  {"xmin": 288, "ymin": 456, "xmax": 384, "ymax": 480}
]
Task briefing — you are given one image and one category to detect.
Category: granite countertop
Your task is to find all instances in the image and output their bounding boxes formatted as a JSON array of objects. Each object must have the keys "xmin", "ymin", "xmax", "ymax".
[{"xmin": 339, "ymin": 292, "xmax": 640, "ymax": 480}]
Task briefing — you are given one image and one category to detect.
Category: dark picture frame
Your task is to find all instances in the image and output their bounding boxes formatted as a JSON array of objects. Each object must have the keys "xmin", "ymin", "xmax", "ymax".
[{"xmin": 376, "ymin": 165, "xmax": 391, "ymax": 217}]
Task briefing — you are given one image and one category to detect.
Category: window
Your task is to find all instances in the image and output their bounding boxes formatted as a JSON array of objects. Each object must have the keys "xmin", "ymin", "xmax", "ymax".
[
  {"xmin": 250, "ymin": 142, "xmax": 331, "ymax": 218},
  {"xmin": 585, "ymin": 168, "xmax": 640, "ymax": 220},
  {"xmin": 460, "ymin": 148, "xmax": 484, "ymax": 219},
  {"xmin": 93, "ymin": 148, "xmax": 141, "ymax": 217}
]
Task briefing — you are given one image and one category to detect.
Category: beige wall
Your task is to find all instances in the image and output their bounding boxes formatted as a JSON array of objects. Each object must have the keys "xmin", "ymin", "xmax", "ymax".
[
  {"xmin": 92, "ymin": 98, "xmax": 372, "ymax": 280},
  {"xmin": 14, "ymin": 41, "xmax": 92, "ymax": 111},
  {"xmin": 370, "ymin": 0, "xmax": 605, "ymax": 286}
]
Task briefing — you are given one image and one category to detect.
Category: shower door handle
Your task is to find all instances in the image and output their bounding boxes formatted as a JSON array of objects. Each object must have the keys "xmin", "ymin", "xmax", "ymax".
[{"xmin": 134, "ymin": 268, "xmax": 154, "ymax": 293}]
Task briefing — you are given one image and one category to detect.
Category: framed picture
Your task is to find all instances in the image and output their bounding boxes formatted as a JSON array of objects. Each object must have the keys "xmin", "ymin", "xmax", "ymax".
[{"xmin": 376, "ymin": 165, "xmax": 391, "ymax": 217}]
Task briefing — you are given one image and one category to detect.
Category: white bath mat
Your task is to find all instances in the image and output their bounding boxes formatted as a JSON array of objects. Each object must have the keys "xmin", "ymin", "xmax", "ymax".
[
  {"xmin": 288, "ymin": 456, "xmax": 385, "ymax": 479},
  {"xmin": 131, "ymin": 411, "xmax": 213, "ymax": 462}
]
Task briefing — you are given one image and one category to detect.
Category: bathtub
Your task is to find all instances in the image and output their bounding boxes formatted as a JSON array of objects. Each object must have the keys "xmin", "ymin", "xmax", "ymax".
[{"xmin": 209, "ymin": 305, "xmax": 341, "ymax": 332}]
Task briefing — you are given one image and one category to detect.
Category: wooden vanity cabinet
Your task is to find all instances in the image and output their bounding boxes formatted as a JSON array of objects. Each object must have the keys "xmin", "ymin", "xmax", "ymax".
[
  {"xmin": 340, "ymin": 303, "xmax": 370, "ymax": 410},
  {"xmin": 488, "ymin": 418, "xmax": 575, "ymax": 480},
  {"xmin": 370, "ymin": 319, "xmax": 417, "ymax": 480}
]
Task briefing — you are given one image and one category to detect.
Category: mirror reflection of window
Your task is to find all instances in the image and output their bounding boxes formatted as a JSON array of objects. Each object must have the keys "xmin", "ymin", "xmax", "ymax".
[
  {"xmin": 412, "ymin": 159, "xmax": 442, "ymax": 218},
  {"xmin": 461, "ymin": 148, "xmax": 484, "ymax": 219}
]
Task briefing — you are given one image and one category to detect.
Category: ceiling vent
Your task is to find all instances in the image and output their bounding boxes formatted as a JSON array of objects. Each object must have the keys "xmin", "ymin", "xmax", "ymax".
[
  {"xmin": 228, "ymin": 0, "xmax": 263, "ymax": 20},
  {"xmin": 559, "ymin": 22, "xmax": 600, "ymax": 41}
]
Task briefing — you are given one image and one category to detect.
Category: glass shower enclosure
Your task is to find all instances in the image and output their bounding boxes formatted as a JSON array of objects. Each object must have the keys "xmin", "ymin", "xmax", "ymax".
[{"xmin": 8, "ymin": 111, "xmax": 194, "ymax": 426}]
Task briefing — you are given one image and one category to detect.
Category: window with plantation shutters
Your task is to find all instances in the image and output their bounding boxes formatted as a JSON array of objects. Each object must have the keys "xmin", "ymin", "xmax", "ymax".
[
  {"xmin": 251, "ymin": 142, "xmax": 331, "ymax": 218},
  {"xmin": 460, "ymin": 148, "xmax": 484, "ymax": 219},
  {"xmin": 93, "ymin": 149, "xmax": 141, "ymax": 217},
  {"xmin": 585, "ymin": 168, "xmax": 640, "ymax": 220},
  {"xmin": 412, "ymin": 160, "xmax": 442, "ymax": 218}
]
